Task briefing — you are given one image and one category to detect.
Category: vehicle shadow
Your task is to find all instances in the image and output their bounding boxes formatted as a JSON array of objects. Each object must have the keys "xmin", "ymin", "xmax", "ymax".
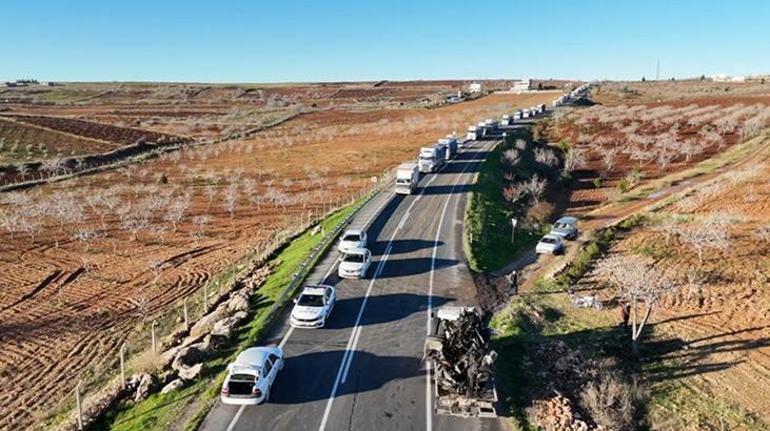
[
  {"xmin": 376, "ymin": 257, "xmax": 459, "ymax": 279},
  {"xmin": 268, "ymin": 350, "xmax": 423, "ymax": 404},
  {"xmin": 369, "ymin": 239, "xmax": 443, "ymax": 255},
  {"xmin": 323, "ymin": 292, "xmax": 452, "ymax": 330}
]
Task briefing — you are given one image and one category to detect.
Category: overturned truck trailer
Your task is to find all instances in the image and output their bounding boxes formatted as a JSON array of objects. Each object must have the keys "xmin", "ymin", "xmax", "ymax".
[{"xmin": 424, "ymin": 306, "xmax": 498, "ymax": 418}]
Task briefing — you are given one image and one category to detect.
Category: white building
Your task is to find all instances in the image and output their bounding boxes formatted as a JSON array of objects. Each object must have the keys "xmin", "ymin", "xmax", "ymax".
[
  {"xmin": 511, "ymin": 79, "xmax": 531, "ymax": 92},
  {"xmin": 469, "ymin": 82, "xmax": 482, "ymax": 94}
]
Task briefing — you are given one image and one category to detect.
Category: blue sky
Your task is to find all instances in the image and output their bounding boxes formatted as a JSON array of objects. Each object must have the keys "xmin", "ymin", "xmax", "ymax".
[{"xmin": 2, "ymin": 0, "xmax": 769, "ymax": 83}]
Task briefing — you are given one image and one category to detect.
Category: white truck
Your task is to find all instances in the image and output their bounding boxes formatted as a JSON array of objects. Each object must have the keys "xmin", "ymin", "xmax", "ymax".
[
  {"xmin": 466, "ymin": 125, "xmax": 480, "ymax": 141},
  {"xmin": 424, "ymin": 306, "xmax": 498, "ymax": 418},
  {"xmin": 477, "ymin": 121, "xmax": 488, "ymax": 138},
  {"xmin": 483, "ymin": 118, "xmax": 498, "ymax": 133},
  {"xmin": 439, "ymin": 135, "xmax": 458, "ymax": 160},
  {"xmin": 500, "ymin": 114, "xmax": 512, "ymax": 126},
  {"xmin": 395, "ymin": 162, "xmax": 419, "ymax": 195},
  {"xmin": 419, "ymin": 143, "xmax": 446, "ymax": 173}
]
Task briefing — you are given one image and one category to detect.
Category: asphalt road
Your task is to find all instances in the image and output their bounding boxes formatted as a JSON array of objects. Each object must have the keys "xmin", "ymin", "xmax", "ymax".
[{"xmin": 200, "ymin": 135, "xmax": 509, "ymax": 431}]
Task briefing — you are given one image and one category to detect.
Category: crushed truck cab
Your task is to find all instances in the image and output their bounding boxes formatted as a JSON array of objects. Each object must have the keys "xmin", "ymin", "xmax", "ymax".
[{"xmin": 424, "ymin": 306, "xmax": 498, "ymax": 418}]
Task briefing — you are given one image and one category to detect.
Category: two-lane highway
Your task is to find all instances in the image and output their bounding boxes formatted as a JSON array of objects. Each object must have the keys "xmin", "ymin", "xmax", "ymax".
[{"xmin": 200, "ymin": 137, "xmax": 505, "ymax": 431}]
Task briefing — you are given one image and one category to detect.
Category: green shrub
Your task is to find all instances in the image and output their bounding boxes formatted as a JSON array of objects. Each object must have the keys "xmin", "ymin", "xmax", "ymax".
[
  {"xmin": 617, "ymin": 178, "xmax": 629, "ymax": 193},
  {"xmin": 593, "ymin": 178, "xmax": 602, "ymax": 188}
]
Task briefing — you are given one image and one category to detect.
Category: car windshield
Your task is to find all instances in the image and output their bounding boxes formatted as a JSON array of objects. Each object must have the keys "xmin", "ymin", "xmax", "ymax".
[
  {"xmin": 297, "ymin": 293, "xmax": 324, "ymax": 307},
  {"xmin": 343, "ymin": 253, "xmax": 365, "ymax": 263},
  {"xmin": 420, "ymin": 156, "xmax": 433, "ymax": 161},
  {"xmin": 396, "ymin": 178, "xmax": 410, "ymax": 184},
  {"xmin": 541, "ymin": 237, "xmax": 557, "ymax": 244},
  {"xmin": 343, "ymin": 234, "xmax": 361, "ymax": 242},
  {"xmin": 554, "ymin": 223, "xmax": 570, "ymax": 229}
]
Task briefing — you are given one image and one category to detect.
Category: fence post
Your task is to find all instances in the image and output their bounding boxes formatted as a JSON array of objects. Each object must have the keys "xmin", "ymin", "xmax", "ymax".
[
  {"xmin": 75, "ymin": 380, "xmax": 83, "ymax": 430},
  {"xmin": 183, "ymin": 298, "xmax": 190, "ymax": 331},
  {"xmin": 203, "ymin": 283, "xmax": 209, "ymax": 313},
  {"xmin": 151, "ymin": 320, "xmax": 158, "ymax": 353},
  {"xmin": 120, "ymin": 342, "xmax": 127, "ymax": 389}
]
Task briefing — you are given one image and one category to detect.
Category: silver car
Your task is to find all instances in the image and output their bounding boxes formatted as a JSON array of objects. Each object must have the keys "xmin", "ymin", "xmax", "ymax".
[
  {"xmin": 536, "ymin": 234, "xmax": 564, "ymax": 255},
  {"xmin": 550, "ymin": 216, "xmax": 578, "ymax": 240}
]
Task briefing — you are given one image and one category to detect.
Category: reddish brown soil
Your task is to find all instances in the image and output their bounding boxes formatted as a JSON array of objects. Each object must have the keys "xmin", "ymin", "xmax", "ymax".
[
  {"xmin": 0, "ymin": 91, "xmax": 557, "ymax": 429},
  {"xmin": 585, "ymin": 147, "xmax": 770, "ymax": 425},
  {"xmin": 0, "ymin": 117, "xmax": 119, "ymax": 164},
  {"xmin": 9, "ymin": 115, "xmax": 179, "ymax": 145}
]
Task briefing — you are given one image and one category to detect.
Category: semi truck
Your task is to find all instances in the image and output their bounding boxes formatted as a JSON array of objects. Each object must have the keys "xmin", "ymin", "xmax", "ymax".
[
  {"xmin": 477, "ymin": 121, "xmax": 488, "ymax": 138},
  {"xmin": 419, "ymin": 143, "xmax": 446, "ymax": 173},
  {"xmin": 500, "ymin": 114, "xmax": 512, "ymax": 126},
  {"xmin": 483, "ymin": 118, "xmax": 498, "ymax": 133},
  {"xmin": 395, "ymin": 162, "xmax": 419, "ymax": 195},
  {"xmin": 466, "ymin": 125, "xmax": 480, "ymax": 141},
  {"xmin": 424, "ymin": 306, "xmax": 498, "ymax": 418},
  {"xmin": 439, "ymin": 135, "xmax": 458, "ymax": 160}
]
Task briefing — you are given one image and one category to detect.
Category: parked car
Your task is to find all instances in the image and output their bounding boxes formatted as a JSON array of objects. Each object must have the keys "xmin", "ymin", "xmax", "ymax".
[
  {"xmin": 338, "ymin": 247, "xmax": 372, "ymax": 279},
  {"xmin": 550, "ymin": 216, "xmax": 578, "ymax": 240},
  {"xmin": 290, "ymin": 285, "xmax": 336, "ymax": 328},
  {"xmin": 535, "ymin": 234, "xmax": 564, "ymax": 255},
  {"xmin": 221, "ymin": 346, "xmax": 284, "ymax": 405},
  {"xmin": 338, "ymin": 229, "xmax": 367, "ymax": 253}
]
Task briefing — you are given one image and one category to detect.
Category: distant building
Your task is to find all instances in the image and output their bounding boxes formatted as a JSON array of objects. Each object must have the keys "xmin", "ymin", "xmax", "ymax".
[
  {"xmin": 511, "ymin": 79, "xmax": 532, "ymax": 92},
  {"xmin": 712, "ymin": 74, "xmax": 746, "ymax": 83},
  {"xmin": 468, "ymin": 82, "xmax": 482, "ymax": 94}
]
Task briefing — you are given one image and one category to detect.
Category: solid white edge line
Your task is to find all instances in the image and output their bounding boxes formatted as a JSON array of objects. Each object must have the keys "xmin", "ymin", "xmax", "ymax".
[
  {"xmin": 279, "ymin": 326, "xmax": 294, "ymax": 349},
  {"xmin": 425, "ymin": 141, "xmax": 495, "ymax": 431},
  {"xmin": 225, "ymin": 405, "xmax": 245, "ymax": 431}
]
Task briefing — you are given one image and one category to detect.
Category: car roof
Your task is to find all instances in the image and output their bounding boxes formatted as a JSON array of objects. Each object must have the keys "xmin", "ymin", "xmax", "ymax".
[
  {"xmin": 541, "ymin": 234, "xmax": 561, "ymax": 241},
  {"xmin": 346, "ymin": 247, "xmax": 369, "ymax": 255},
  {"xmin": 343, "ymin": 228, "xmax": 364, "ymax": 236},
  {"xmin": 234, "ymin": 347, "xmax": 280, "ymax": 368},
  {"xmin": 555, "ymin": 216, "xmax": 577, "ymax": 224}
]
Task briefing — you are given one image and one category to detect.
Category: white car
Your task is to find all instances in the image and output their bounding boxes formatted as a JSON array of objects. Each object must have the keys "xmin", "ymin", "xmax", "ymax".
[
  {"xmin": 338, "ymin": 229, "xmax": 367, "ymax": 253},
  {"xmin": 338, "ymin": 247, "xmax": 371, "ymax": 279},
  {"xmin": 550, "ymin": 216, "xmax": 578, "ymax": 240},
  {"xmin": 535, "ymin": 234, "xmax": 564, "ymax": 255},
  {"xmin": 290, "ymin": 285, "xmax": 336, "ymax": 328},
  {"xmin": 221, "ymin": 346, "xmax": 284, "ymax": 405}
]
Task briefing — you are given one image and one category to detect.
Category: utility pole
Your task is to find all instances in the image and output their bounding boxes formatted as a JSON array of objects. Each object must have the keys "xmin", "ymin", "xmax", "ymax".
[{"xmin": 120, "ymin": 343, "xmax": 127, "ymax": 389}]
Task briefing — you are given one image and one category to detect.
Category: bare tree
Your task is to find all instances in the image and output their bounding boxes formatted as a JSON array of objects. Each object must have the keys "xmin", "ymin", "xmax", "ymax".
[
  {"xmin": 501, "ymin": 149, "xmax": 521, "ymax": 167},
  {"xmin": 563, "ymin": 147, "xmax": 587, "ymax": 176},
  {"xmin": 164, "ymin": 192, "xmax": 191, "ymax": 231},
  {"xmin": 191, "ymin": 214, "xmax": 211, "ymax": 240},
  {"xmin": 223, "ymin": 182, "xmax": 239, "ymax": 218},
  {"xmin": 522, "ymin": 174, "xmax": 548, "ymax": 204},
  {"xmin": 753, "ymin": 225, "xmax": 770, "ymax": 242},
  {"xmin": 595, "ymin": 255, "xmax": 679, "ymax": 355},
  {"xmin": 534, "ymin": 147, "xmax": 558, "ymax": 167},
  {"xmin": 600, "ymin": 147, "xmax": 619, "ymax": 174},
  {"xmin": 676, "ymin": 213, "xmax": 732, "ymax": 263}
]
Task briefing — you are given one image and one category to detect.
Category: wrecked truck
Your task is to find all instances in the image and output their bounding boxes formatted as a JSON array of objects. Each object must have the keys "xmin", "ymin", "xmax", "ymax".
[{"xmin": 424, "ymin": 306, "xmax": 498, "ymax": 418}]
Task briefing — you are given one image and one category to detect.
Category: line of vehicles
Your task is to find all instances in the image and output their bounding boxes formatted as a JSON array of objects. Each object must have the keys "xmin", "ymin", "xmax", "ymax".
[{"xmin": 219, "ymin": 86, "xmax": 593, "ymax": 415}]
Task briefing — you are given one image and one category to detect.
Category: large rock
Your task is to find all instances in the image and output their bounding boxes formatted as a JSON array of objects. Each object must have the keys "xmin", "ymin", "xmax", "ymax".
[
  {"xmin": 161, "ymin": 378, "xmax": 185, "ymax": 394},
  {"xmin": 159, "ymin": 346, "xmax": 182, "ymax": 370},
  {"xmin": 189, "ymin": 303, "xmax": 229, "ymax": 339},
  {"xmin": 211, "ymin": 311, "xmax": 248, "ymax": 338},
  {"xmin": 172, "ymin": 346, "xmax": 206, "ymax": 371},
  {"xmin": 201, "ymin": 333, "xmax": 228, "ymax": 351},
  {"xmin": 227, "ymin": 290, "xmax": 250, "ymax": 313},
  {"xmin": 134, "ymin": 373, "xmax": 157, "ymax": 402},
  {"xmin": 178, "ymin": 363, "xmax": 206, "ymax": 381}
]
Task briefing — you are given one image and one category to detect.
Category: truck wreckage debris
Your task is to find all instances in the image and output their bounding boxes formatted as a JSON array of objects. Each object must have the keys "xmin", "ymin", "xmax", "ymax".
[{"xmin": 424, "ymin": 306, "xmax": 498, "ymax": 418}]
